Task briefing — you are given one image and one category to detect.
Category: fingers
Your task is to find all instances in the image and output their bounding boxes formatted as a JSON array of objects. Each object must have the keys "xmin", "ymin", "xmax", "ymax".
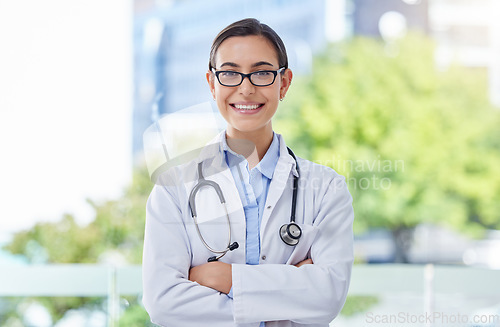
[
  {"xmin": 188, "ymin": 265, "xmax": 201, "ymax": 283},
  {"xmin": 294, "ymin": 258, "xmax": 313, "ymax": 268}
]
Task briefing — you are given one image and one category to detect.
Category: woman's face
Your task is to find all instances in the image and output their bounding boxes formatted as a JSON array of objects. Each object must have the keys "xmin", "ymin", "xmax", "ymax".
[{"xmin": 207, "ymin": 35, "xmax": 292, "ymax": 137}]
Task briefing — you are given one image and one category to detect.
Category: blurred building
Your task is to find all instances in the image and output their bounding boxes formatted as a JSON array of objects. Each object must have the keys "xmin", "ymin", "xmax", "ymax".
[
  {"xmin": 428, "ymin": 0, "xmax": 500, "ymax": 106},
  {"xmin": 132, "ymin": 0, "xmax": 340, "ymax": 161},
  {"xmin": 352, "ymin": 0, "xmax": 499, "ymax": 107},
  {"xmin": 352, "ymin": 0, "xmax": 429, "ymax": 37},
  {"xmin": 132, "ymin": 0, "xmax": 499, "ymax": 162},
  {"xmin": 429, "ymin": 0, "xmax": 492, "ymax": 68}
]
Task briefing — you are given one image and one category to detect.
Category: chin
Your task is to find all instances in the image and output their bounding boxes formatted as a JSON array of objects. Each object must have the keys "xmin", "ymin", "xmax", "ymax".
[{"xmin": 232, "ymin": 121, "xmax": 271, "ymax": 134}]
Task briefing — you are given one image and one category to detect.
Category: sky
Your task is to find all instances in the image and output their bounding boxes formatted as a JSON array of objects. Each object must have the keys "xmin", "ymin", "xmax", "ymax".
[{"xmin": 0, "ymin": 0, "xmax": 133, "ymax": 240}]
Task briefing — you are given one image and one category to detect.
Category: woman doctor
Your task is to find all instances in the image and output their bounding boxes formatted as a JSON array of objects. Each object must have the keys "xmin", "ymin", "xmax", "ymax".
[{"xmin": 143, "ymin": 18, "xmax": 354, "ymax": 327}]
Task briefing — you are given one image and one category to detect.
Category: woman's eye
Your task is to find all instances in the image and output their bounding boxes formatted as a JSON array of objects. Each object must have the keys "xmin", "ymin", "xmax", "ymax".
[
  {"xmin": 221, "ymin": 72, "xmax": 238, "ymax": 77},
  {"xmin": 254, "ymin": 71, "xmax": 271, "ymax": 77}
]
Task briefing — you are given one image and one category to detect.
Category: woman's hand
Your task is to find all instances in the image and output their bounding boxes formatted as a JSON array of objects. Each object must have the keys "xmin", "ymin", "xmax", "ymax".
[
  {"xmin": 189, "ymin": 262, "xmax": 232, "ymax": 294},
  {"xmin": 294, "ymin": 258, "xmax": 313, "ymax": 267}
]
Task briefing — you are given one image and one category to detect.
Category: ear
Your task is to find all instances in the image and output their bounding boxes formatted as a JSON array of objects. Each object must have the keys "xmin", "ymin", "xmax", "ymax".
[
  {"xmin": 206, "ymin": 70, "xmax": 216, "ymax": 99},
  {"xmin": 279, "ymin": 68, "xmax": 293, "ymax": 99}
]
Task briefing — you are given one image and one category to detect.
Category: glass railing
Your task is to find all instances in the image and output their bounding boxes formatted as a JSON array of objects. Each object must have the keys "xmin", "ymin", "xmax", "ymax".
[{"xmin": 1, "ymin": 264, "xmax": 499, "ymax": 327}]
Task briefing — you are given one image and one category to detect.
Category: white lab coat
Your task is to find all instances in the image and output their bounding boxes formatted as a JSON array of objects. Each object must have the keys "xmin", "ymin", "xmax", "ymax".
[{"xmin": 143, "ymin": 132, "xmax": 354, "ymax": 327}]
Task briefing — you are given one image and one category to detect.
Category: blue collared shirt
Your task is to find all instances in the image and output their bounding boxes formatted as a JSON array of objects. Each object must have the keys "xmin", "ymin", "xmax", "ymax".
[{"xmin": 222, "ymin": 132, "xmax": 280, "ymax": 326}]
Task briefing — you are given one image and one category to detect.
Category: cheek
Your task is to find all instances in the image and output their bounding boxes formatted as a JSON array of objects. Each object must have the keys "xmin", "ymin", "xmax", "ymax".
[
  {"xmin": 215, "ymin": 86, "xmax": 231, "ymax": 101},
  {"xmin": 265, "ymin": 87, "xmax": 281, "ymax": 103}
]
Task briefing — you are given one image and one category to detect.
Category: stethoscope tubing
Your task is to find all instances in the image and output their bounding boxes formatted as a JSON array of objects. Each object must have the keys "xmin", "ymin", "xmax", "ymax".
[
  {"xmin": 189, "ymin": 147, "xmax": 301, "ymax": 261},
  {"xmin": 189, "ymin": 162, "xmax": 236, "ymax": 261},
  {"xmin": 192, "ymin": 203, "xmax": 232, "ymax": 255}
]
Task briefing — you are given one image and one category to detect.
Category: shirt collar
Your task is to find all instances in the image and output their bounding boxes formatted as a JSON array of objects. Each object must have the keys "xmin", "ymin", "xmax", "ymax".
[
  {"xmin": 256, "ymin": 133, "xmax": 279, "ymax": 179},
  {"xmin": 221, "ymin": 132, "xmax": 280, "ymax": 179}
]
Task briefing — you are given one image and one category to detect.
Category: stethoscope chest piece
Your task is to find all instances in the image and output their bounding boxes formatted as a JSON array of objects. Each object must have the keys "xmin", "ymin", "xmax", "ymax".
[{"xmin": 279, "ymin": 223, "xmax": 302, "ymax": 246}]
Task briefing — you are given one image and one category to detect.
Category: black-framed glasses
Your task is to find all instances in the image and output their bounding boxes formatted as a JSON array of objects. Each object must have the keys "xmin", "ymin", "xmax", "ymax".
[{"xmin": 212, "ymin": 67, "xmax": 285, "ymax": 87}]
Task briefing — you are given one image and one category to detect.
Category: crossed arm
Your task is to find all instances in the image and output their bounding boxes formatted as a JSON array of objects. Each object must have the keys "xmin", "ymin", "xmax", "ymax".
[
  {"xmin": 188, "ymin": 258, "xmax": 313, "ymax": 294},
  {"xmin": 145, "ymin": 175, "xmax": 353, "ymax": 325}
]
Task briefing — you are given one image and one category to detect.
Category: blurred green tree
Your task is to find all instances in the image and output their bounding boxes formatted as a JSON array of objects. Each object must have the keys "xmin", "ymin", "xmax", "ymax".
[
  {"xmin": 276, "ymin": 33, "xmax": 500, "ymax": 262},
  {"xmin": 5, "ymin": 168, "xmax": 151, "ymax": 264},
  {"xmin": 2, "ymin": 168, "xmax": 152, "ymax": 325}
]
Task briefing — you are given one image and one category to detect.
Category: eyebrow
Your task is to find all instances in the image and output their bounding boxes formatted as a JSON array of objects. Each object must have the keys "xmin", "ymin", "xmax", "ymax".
[{"xmin": 219, "ymin": 61, "xmax": 275, "ymax": 69}]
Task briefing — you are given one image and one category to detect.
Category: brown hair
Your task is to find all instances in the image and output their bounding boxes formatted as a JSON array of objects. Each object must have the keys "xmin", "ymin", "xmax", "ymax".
[{"xmin": 209, "ymin": 18, "xmax": 288, "ymax": 71}]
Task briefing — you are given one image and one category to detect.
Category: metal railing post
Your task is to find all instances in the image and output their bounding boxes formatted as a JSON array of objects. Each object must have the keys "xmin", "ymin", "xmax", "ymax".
[
  {"xmin": 424, "ymin": 263, "xmax": 435, "ymax": 327},
  {"xmin": 107, "ymin": 266, "xmax": 119, "ymax": 327}
]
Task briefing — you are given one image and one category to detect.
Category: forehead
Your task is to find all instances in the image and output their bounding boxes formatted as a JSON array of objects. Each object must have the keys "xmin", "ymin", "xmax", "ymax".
[{"xmin": 214, "ymin": 35, "xmax": 279, "ymax": 67}]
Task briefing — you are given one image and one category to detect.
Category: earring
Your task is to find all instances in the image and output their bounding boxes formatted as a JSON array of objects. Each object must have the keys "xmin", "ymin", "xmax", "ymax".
[{"xmin": 280, "ymin": 97, "xmax": 284, "ymax": 101}]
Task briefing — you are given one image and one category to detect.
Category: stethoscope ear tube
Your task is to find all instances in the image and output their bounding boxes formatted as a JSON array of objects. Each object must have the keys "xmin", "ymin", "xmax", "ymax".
[
  {"xmin": 189, "ymin": 163, "xmax": 226, "ymax": 218},
  {"xmin": 207, "ymin": 242, "xmax": 239, "ymax": 262},
  {"xmin": 190, "ymin": 162, "xmax": 236, "ymax": 262}
]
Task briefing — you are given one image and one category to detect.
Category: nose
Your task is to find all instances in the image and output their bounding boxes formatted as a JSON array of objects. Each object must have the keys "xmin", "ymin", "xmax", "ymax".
[{"xmin": 238, "ymin": 76, "xmax": 255, "ymax": 96}]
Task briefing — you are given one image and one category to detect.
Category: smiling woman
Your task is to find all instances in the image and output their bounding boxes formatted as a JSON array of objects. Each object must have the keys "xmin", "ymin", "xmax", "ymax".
[
  {"xmin": 207, "ymin": 34, "xmax": 292, "ymax": 165},
  {"xmin": 142, "ymin": 18, "xmax": 354, "ymax": 327}
]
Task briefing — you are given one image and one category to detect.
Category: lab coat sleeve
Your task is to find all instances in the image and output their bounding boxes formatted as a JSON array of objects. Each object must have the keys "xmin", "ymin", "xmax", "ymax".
[
  {"xmin": 231, "ymin": 176, "xmax": 354, "ymax": 324},
  {"xmin": 143, "ymin": 184, "xmax": 238, "ymax": 327}
]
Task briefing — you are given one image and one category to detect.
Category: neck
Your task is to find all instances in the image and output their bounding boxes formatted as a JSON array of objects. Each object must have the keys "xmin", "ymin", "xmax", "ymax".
[{"xmin": 226, "ymin": 125, "xmax": 273, "ymax": 169}]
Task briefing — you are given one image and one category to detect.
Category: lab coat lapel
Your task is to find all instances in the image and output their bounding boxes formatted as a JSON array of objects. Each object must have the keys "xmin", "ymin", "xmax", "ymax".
[{"xmin": 260, "ymin": 135, "xmax": 298, "ymax": 241}]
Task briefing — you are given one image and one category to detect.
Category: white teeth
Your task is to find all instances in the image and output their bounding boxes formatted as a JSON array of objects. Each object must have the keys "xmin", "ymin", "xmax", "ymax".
[{"xmin": 234, "ymin": 104, "xmax": 260, "ymax": 110}]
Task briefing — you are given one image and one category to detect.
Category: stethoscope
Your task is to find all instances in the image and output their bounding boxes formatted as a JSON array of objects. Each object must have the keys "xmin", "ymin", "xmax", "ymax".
[{"xmin": 189, "ymin": 147, "xmax": 302, "ymax": 262}]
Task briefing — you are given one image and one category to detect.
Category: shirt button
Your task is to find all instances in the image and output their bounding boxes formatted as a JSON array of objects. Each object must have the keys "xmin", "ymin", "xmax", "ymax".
[
  {"xmin": 261, "ymin": 255, "xmax": 266, "ymax": 260},
  {"xmin": 266, "ymin": 205, "xmax": 272, "ymax": 209}
]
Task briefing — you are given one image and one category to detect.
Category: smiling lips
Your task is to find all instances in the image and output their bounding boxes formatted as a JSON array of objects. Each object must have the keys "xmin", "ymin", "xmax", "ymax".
[{"xmin": 230, "ymin": 103, "xmax": 264, "ymax": 114}]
